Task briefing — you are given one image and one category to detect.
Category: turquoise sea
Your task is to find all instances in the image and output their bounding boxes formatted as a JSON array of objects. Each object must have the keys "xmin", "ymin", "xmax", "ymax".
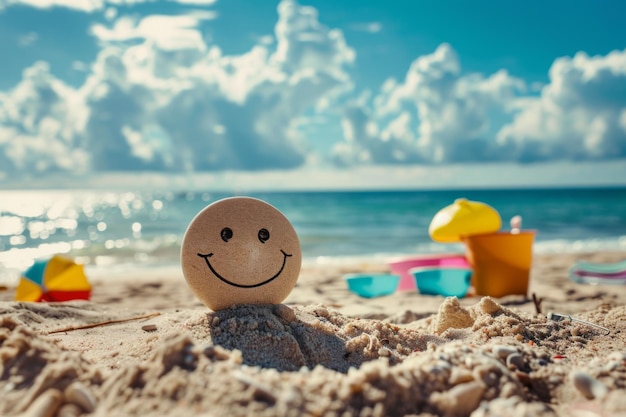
[{"xmin": 1, "ymin": 187, "xmax": 625, "ymax": 286}]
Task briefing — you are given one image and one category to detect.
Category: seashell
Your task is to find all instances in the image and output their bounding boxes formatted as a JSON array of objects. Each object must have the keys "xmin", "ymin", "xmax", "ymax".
[
  {"xmin": 506, "ymin": 353, "xmax": 527, "ymax": 372},
  {"xmin": 571, "ymin": 370, "xmax": 608, "ymax": 400},
  {"xmin": 431, "ymin": 381, "xmax": 485, "ymax": 416},
  {"xmin": 473, "ymin": 364, "xmax": 499, "ymax": 387},
  {"xmin": 64, "ymin": 381, "xmax": 97, "ymax": 413},
  {"xmin": 604, "ymin": 361, "xmax": 621, "ymax": 372},
  {"xmin": 141, "ymin": 324, "xmax": 157, "ymax": 332},
  {"xmin": 449, "ymin": 368, "xmax": 474, "ymax": 386},
  {"xmin": 57, "ymin": 403, "xmax": 82, "ymax": 417},
  {"xmin": 492, "ymin": 345, "xmax": 518, "ymax": 360},
  {"xmin": 23, "ymin": 389, "xmax": 62, "ymax": 417},
  {"xmin": 377, "ymin": 347, "xmax": 391, "ymax": 357}
]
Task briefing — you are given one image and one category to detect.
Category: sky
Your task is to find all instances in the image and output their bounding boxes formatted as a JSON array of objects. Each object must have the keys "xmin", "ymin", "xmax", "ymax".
[{"xmin": 0, "ymin": 0, "xmax": 625, "ymax": 190}]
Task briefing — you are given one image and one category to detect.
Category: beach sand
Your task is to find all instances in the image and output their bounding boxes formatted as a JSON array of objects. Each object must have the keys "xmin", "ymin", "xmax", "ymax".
[{"xmin": 1, "ymin": 251, "xmax": 626, "ymax": 417}]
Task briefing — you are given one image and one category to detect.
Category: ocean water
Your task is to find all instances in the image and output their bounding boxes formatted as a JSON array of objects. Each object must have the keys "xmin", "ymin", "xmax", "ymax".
[{"xmin": 1, "ymin": 187, "xmax": 625, "ymax": 286}]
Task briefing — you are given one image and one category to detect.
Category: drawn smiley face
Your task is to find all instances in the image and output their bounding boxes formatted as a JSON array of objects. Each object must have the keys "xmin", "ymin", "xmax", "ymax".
[{"xmin": 181, "ymin": 197, "xmax": 302, "ymax": 310}]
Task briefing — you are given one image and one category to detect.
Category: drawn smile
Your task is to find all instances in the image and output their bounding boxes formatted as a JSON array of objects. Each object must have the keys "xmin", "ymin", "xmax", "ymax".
[{"xmin": 197, "ymin": 250, "xmax": 292, "ymax": 288}]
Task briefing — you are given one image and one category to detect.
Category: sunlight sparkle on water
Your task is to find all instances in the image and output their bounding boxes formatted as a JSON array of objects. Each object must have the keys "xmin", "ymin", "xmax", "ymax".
[{"xmin": 0, "ymin": 241, "xmax": 73, "ymax": 270}]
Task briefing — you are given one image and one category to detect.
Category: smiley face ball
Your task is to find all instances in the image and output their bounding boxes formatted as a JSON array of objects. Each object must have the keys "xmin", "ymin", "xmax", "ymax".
[{"xmin": 181, "ymin": 197, "xmax": 302, "ymax": 310}]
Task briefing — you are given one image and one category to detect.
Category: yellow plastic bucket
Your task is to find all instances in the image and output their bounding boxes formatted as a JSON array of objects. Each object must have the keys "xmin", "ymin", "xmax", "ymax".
[{"xmin": 462, "ymin": 231, "xmax": 535, "ymax": 297}]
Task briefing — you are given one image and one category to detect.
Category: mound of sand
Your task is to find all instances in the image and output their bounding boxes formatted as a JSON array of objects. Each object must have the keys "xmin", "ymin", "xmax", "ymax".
[
  {"xmin": 2, "ymin": 295, "xmax": 626, "ymax": 417},
  {"xmin": 2, "ymin": 251, "xmax": 626, "ymax": 416}
]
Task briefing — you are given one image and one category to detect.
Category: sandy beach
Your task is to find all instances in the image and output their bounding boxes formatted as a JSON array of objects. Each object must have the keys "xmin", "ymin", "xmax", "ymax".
[{"xmin": 1, "ymin": 250, "xmax": 626, "ymax": 417}]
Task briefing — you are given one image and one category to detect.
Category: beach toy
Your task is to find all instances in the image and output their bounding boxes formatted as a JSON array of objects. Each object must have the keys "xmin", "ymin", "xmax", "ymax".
[
  {"xmin": 568, "ymin": 259, "xmax": 626, "ymax": 285},
  {"xmin": 429, "ymin": 198, "xmax": 502, "ymax": 243},
  {"xmin": 345, "ymin": 274, "xmax": 400, "ymax": 298},
  {"xmin": 463, "ymin": 231, "xmax": 535, "ymax": 297},
  {"xmin": 181, "ymin": 197, "xmax": 302, "ymax": 311},
  {"xmin": 510, "ymin": 215, "xmax": 522, "ymax": 234},
  {"xmin": 387, "ymin": 254, "xmax": 470, "ymax": 291},
  {"xmin": 409, "ymin": 267, "xmax": 472, "ymax": 298},
  {"xmin": 547, "ymin": 312, "xmax": 611, "ymax": 335},
  {"xmin": 15, "ymin": 255, "xmax": 91, "ymax": 302}
]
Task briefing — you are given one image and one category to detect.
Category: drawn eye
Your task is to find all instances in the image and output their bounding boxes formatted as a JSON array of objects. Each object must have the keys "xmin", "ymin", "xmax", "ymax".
[
  {"xmin": 221, "ymin": 227, "xmax": 233, "ymax": 242},
  {"xmin": 258, "ymin": 228, "xmax": 270, "ymax": 243}
]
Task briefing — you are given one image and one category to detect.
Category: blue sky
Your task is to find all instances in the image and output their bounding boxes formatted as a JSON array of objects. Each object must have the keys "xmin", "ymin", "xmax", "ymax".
[{"xmin": 0, "ymin": 0, "xmax": 625, "ymax": 190}]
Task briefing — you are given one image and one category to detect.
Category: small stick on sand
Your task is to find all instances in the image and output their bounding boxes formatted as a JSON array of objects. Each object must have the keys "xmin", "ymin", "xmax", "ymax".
[
  {"xmin": 532, "ymin": 293, "xmax": 543, "ymax": 315},
  {"xmin": 48, "ymin": 312, "xmax": 161, "ymax": 334}
]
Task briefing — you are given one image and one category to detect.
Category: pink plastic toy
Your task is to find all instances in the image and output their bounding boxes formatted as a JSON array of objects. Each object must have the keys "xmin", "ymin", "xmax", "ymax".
[{"xmin": 387, "ymin": 254, "xmax": 470, "ymax": 291}]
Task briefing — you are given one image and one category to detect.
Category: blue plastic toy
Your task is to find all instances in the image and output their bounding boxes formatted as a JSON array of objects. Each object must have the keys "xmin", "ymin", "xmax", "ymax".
[
  {"xmin": 410, "ymin": 267, "xmax": 472, "ymax": 298},
  {"xmin": 345, "ymin": 274, "xmax": 400, "ymax": 298},
  {"xmin": 569, "ymin": 259, "xmax": 626, "ymax": 285}
]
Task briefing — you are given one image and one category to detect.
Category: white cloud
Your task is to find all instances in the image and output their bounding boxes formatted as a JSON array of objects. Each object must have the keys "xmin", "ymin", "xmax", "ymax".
[
  {"xmin": 335, "ymin": 44, "xmax": 626, "ymax": 167},
  {"xmin": 17, "ymin": 31, "xmax": 38, "ymax": 47},
  {"xmin": 272, "ymin": 0, "xmax": 355, "ymax": 75},
  {"xmin": 349, "ymin": 22, "xmax": 382, "ymax": 34},
  {"xmin": 496, "ymin": 48, "xmax": 626, "ymax": 162},
  {"xmin": 0, "ymin": 0, "xmax": 150, "ymax": 12},
  {"xmin": 333, "ymin": 43, "xmax": 526, "ymax": 165},
  {"xmin": 0, "ymin": 62, "xmax": 89, "ymax": 175},
  {"xmin": 91, "ymin": 12, "xmax": 216, "ymax": 50},
  {"xmin": 170, "ymin": 0, "xmax": 216, "ymax": 4},
  {"xmin": 0, "ymin": 0, "xmax": 216, "ymax": 11},
  {"xmin": 1, "ymin": 0, "xmax": 104, "ymax": 12},
  {"xmin": 104, "ymin": 6, "xmax": 117, "ymax": 20},
  {"xmin": 256, "ymin": 35, "xmax": 274, "ymax": 45},
  {"xmin": 1, "ymin": 0, "xmax": 625, "ymax": 181},
  {"xmin": 72, "ymin": 61, "xmax": 89, "ymax": 72},
  {"xmin": 0, "ymin": 0, "xmax": 356, "ymax": 176}
]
